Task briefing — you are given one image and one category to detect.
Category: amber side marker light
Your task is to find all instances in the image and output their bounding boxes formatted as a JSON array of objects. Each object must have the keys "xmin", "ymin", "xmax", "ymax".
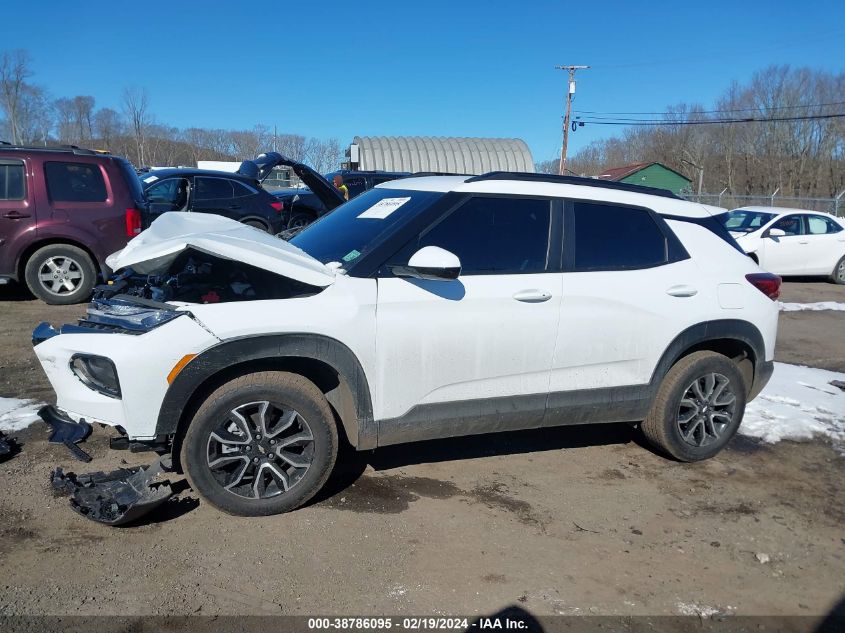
[{"xmin": 167, "ymin": 354, "xmax": 197, "ymax": 384}]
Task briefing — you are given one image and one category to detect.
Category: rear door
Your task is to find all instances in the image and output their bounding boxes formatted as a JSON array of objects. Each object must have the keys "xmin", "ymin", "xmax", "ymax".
[
  {"xmin": 373, "ymin": 195, "xmax": 562, "ymax": 442},
  {"xmin": 0, "ymin": 156, "xmax": 35, "ymax": 276},
  {"xmin": 549, "ymin": 200, "xmax": 701, "ymax": 421},
  {"xmin": 192, "ymin": 176, "xmax": 238, "ymax": 220}
]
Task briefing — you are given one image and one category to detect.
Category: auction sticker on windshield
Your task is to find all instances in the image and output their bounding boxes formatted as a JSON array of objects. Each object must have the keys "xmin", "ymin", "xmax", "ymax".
[{"xmin": 357, "ymin": 197, "xmax": 411, "ymax": 220}]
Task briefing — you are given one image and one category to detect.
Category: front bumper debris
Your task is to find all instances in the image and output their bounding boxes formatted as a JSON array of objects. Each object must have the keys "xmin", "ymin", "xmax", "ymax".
[
  {"xmin": 39, "ymin": 405, "xmax": 92, "ymax": 462},
  {"xmin": 50, "ymin": 455, "xmax": 174, "ymax": 526}
]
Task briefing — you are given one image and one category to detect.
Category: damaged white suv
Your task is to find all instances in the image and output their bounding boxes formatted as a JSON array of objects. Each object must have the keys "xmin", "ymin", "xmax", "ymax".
[{"xmin": 33, "ymin": 173, "xmax": 780, "ymax": 516}]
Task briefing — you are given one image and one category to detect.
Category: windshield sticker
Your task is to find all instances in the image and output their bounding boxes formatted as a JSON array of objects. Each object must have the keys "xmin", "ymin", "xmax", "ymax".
[
  {"xmin": 357, "ymin": 197, "xmax": 411, "ymax": 220},
  {"xmin": 342, "ymin": 249, "xmax": 361, "ymax": 262},
  {"xmin": 143, "ymin": 175, "xmax": 159, "ymax": 183}
]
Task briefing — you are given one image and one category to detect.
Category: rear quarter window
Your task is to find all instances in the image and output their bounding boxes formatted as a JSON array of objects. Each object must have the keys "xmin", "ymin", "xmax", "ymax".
[{"xmin": 45, "ymin": 161, "xmax": 107, "ymax": 202}]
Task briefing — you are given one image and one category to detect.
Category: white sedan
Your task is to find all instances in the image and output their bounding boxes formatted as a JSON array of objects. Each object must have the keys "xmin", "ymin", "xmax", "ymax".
[{"xmin": 719, "ymin": 206, "xmax": 845, "ymax": 284}]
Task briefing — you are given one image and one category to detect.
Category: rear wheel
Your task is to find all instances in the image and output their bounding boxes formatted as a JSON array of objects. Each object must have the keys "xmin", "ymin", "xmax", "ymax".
[
  {"xmin": 831, "ymin": 256, "xmax": 845, "ymax": 285},
  {"xmin": 24, "ymin": 244, "xmax": 97, "ymax": 305},
  {"xmin": 287, "ymin": 212, "xmax": 314, "ymax": 230},
  {"xmin": 641, "ymin": 351, "xmax": 746, "ymax": 462},
  {"xmin": 181, "ymin": 371, "xmax": 338, "ymax": 516},
  {"xmin": 243, "ymin": 219, "xmax": 270, "ymax": 232}
]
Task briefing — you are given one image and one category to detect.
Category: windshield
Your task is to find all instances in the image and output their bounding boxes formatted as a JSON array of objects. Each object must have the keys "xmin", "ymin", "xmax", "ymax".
[
  {"xmin": 290, "ymin": 188, "xmax": 445, "ymax": 266},
  {"xmin": 718, "ymin": 210, "xmax": 778, "ymax": 233}
]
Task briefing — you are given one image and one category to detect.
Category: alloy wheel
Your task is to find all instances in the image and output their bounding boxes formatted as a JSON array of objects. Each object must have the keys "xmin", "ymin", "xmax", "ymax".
[
  {"xmin": 676, "ymin": 372, "xmax": 737, "ymax": 447},
  {"xmin": 37, "ymin": 256, "xmax": 84, "ymax": 296},
  {"xmin": 206, "ymin": 400, "xmax": 315, "ymax": 499}
]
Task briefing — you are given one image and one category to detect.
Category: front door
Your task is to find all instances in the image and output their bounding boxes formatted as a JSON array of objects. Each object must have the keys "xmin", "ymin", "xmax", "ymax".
[
  {"xmin": 758, "ymin": 214, "xmax": 808, "ymax": 275},
  {"xmin": 373, "ymin": 195, "xmax": 562, "ymax": 444}
]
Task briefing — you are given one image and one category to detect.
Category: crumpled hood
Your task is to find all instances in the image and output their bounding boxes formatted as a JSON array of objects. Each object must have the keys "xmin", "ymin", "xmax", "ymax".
[{"xmin": 106, "ymin": 212, "xmax": 335, "ymax": 287}]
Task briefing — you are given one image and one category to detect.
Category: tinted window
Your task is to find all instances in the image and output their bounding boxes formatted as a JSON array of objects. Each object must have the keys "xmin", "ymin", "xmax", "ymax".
[
  {"xmin": 807, "ymin": 215, "xmax": 842, "ymax": 235},
  {"xmin": 146, "ymin": 178, "xmax": 189, "ymax": 209},
  {"xmin": 0, "ymin": 159, "xmax": 25, "ymax": 200},
  {"xmin": 399, "ymin": 196, "xmax": 552, "ymax": 275},
  {"xmin": 45, "ymin": 162, "xmax": 107, "ymax": 202},
  {"xmin": 719, "ymin": 209, "xmax": 778, "ymax": 233},
  {"xmin": 195, "ymin": 177, "xmax": 234, "ymax": 200},
  {"xmin": 664, "ymin": 213, "xmax": 744, "ymax": 253},
  {"xmin": 344, "ymin": 177, "xmax": 366, "ymax": 198},
  {"xmin": 771, "ymin": 214, "xmax": 805, "ymax": 236},
  {"xmin": 291, "ymin": 188, "xmax": 444, "ymax": 266},
  {"xmin": 232, "ymin": 181, "xmax": 256, "ymax": 198},
  {"xmin": 572, "ymin": 202, "xmax": 667, "ymax": 271}
]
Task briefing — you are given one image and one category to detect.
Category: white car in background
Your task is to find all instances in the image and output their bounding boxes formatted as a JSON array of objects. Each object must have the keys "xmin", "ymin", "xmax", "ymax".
[{"xmin": 719, "ymin": 206, "xmax": 845, "ymax": 284}]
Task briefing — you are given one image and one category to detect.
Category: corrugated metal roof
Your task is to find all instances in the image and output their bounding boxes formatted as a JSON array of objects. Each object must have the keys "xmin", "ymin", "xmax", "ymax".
[
  {"xmin": 352, "ymin": 136, "xmax": 534, "ymax": 174},
  {"xmin": 597, "ymin": 162, "xmax": 653, "ymax": 181}
]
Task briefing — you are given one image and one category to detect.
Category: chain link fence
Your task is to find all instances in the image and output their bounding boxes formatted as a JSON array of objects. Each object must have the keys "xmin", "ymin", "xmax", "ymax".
[{"xmin": 683, "ymin": 192, "xmax": 845, "ymax": 217}]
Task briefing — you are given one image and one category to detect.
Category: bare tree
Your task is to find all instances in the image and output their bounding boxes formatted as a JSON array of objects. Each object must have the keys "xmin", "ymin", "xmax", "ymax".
[
  {"xmin": 0, "ymin": 50, "xmax": 32, "ymax": 143},
  {"xmin": 16, "ymin": 84, "xmax": 52, "ymax": 144},
  {"xmin": 122, "ymin": 86, "xmax": 150, "ymax": 165},
  {"xmin": 305, "ymin": 137, "xmax": 342, "ymax": 173},
  {"xmin": 92, "ymin": 107, "xmax": 122, "ymax": 148}
]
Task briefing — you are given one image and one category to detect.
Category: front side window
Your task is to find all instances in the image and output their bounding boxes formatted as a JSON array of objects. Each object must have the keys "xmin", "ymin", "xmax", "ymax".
[
  {"xmin": 807, "ymin": 215, "xmax": 842, "ymax": 235},
  {"xmin": 771, "ymin": 214, "xmax": 805, "ymax": 236},
  {"xmin": 45, "ymin": 161, "xmax": 107, "ymax": 202},
  {"xmin": 195, "ymin": 177, "xmax": 234, "ymax": 200},
  {"xmin": 572, "ymin": 202, "xmax": 668, "ymax": 271},
  {"xmin": 398, "ymin": 196, "xmax": 552, "ymax": 275},
  {"xmin": 146, "ymin": 178, "xmax": 189, "ymax": 210},
  {"xmin": 0, "ymin": 159, "xmax": 25, "ymax": 201}
]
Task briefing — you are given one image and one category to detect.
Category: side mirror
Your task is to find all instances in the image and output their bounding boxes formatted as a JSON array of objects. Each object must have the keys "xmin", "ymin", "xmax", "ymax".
[
  {"xmin": 392, "ymin": 246, "xmax": 461, "ymax": 281},
  {"xmin": 766, "ymin": 228, "xmax": 786, "ymax": 238}
]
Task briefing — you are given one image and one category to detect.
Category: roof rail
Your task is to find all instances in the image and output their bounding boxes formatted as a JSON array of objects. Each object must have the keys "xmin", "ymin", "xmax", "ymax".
[
  {"xmin": 0, "ymin": 144, "xmax": 104, "ymax": 156},
  {"xmin": 465, "ymin": 171, "xmax": 681, "ymax": 200}
]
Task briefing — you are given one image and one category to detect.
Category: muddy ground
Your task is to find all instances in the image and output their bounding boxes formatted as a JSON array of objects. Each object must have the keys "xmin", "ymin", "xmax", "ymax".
[{"xmin": 0, "ymin": 280, "xmax": 843, "ymax": 620}]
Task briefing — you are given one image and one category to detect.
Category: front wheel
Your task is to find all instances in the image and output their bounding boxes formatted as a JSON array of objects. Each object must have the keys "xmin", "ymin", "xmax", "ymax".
[
  {"xmin": 181, "ymin": 371, "xmax": 338, "ymax": 515},
  {"xmin": 831, "ymin": 256, "xmax": 845, "ymax": 285},
  {"xmin": 641, "ymin": 351, "xmax": 746, "ymax": 462}
]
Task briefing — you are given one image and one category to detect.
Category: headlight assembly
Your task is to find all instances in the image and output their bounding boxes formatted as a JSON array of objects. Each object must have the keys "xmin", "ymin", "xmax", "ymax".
[{"xmin": 70, "ymin": 354, "xmax": 121, "ymax": 398}]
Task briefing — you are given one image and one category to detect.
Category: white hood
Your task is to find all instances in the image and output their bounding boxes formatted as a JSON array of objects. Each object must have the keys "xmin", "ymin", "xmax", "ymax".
[{"xmin": 106, "ymin": 212, "xmax": 335, "ymax": 287}]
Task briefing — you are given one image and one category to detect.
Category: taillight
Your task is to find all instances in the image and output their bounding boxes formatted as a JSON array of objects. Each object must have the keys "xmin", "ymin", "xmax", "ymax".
[
  {"xmin": 745, "ymin": 272, "xmax": 781, "ymax": 300},
  {"xmin": 125, "ymin": 208, "xmax": 142, "ymax": 237},
  {"xmin": 270, "ymin": 201, "xmax": 283, "ymax": 212}
]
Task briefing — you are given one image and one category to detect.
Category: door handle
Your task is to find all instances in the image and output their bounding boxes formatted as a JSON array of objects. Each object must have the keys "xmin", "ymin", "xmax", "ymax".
[
  {"xmin": 666, "ymin": 284, "xmax": 698, "ymax": 297},
  {"xmin": 513, "ymin": 289, "xmax": 552, "ymax": 303},
  {"xmin": 2, "ymin": 211, "xmax": 30, "ymax": 219}
]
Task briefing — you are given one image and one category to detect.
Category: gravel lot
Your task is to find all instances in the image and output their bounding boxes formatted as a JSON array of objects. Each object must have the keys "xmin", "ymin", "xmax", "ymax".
[{"xmin": 0, "ymin": 280, "xmax": 843, "ymax": 621}]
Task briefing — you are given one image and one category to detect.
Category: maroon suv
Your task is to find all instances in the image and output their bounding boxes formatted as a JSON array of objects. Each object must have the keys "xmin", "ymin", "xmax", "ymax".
[{"xmin": 0, "ymin": 145, "xmax": 146, "ymax": 304}]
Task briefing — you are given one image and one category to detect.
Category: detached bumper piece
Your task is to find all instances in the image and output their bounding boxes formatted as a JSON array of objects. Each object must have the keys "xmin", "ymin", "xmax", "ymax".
[
  {"xmin": 50, "ymin": 455, "xmax": 174, "ymax": 526},
  {"xmin": 39, "ymin": 405, "xmax": 92, "ymax": 463}
]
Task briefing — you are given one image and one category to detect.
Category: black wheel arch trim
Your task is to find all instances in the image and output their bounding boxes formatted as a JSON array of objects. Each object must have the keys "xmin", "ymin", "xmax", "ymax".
[{"xmin": 156, "ymin": 333, "xmax": 376, "ymax": 449}]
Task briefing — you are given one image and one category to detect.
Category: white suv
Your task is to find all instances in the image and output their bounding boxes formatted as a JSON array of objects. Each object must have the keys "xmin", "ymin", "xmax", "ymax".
[{"xmin": 33, "ymin": 173, "xmax": 780, "ymax": 516}]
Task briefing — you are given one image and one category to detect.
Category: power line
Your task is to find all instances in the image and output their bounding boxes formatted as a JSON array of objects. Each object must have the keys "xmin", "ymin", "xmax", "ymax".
[
  {"xmin": 575, "ymin": 101, "xmax": 845, "ymax": 117},
  {"xmin": 579, "ymin": 113, "xmax": 845, "ymax": 126}
]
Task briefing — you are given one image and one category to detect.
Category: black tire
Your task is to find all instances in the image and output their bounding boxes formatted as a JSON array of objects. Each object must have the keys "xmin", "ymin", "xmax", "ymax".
[
  {"xmin": 181, "ymin": 371, "xmax": 338, "ymax": 516},
  {"xmin": 24, "ymin": 244, "xmax": 97, "ymax": 305},
  {"xmin": 287, "ymin": 212, "xmax": 314, "ymax": 230},
  {"xmin": 242, "ymin": 219, "xmax": 271, "ymax": 232},
  {"xmin": 831, "ymin": 255, "xmax": 845, "ymax": 285},
  {"xmin": 641, "ymin": 351, "xmax": 747, "ymax": 462}
]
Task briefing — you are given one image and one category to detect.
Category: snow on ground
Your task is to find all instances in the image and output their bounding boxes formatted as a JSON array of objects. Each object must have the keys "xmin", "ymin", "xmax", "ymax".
[
  {"xmin": 740, "ymin": 362, "xmax": 845, "ymax": 451},
  {"xmin": 779, "ymin": 301, "xmax": 845, "ymax": 312},
  {"xmin": 0, "ymin": 397, "xmax": 45, "ymax": 432}
]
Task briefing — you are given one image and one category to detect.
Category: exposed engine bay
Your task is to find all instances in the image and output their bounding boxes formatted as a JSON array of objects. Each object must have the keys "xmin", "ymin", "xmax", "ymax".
[{"xmin": 96, "ymin": 248, "xmax": 323, "ymax": 304}]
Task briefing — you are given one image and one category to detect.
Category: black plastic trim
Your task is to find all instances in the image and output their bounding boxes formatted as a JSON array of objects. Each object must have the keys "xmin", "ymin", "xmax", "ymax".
[{"xmin": 155, "ymin": 333, "xmax": 376, "ymax": 449}]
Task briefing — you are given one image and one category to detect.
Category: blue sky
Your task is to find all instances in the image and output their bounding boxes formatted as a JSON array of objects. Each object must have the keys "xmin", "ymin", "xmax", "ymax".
[{"xmin": 4, "ymin": 0, "xmax": 844, "ymax": 163}]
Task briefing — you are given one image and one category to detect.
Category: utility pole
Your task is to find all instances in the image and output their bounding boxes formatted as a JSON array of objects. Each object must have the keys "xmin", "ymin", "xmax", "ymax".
[{"xmin": 555, "ymin": 65, "xmax": 589, "ymax": 175}]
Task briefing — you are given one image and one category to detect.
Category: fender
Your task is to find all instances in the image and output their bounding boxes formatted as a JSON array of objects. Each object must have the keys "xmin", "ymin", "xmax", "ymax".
[{"xmin": 155, "ymin": 333, "xmax": 376, "ymax": 449}]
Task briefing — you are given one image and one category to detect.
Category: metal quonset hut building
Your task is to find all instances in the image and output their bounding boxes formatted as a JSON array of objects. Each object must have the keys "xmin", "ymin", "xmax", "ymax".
[{"xmin": 347, "ymin": 136, "xmax": 534, "ymax": 174}]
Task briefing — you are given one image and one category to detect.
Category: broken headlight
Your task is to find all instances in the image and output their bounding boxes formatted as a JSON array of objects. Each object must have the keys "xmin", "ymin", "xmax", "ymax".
[
  {"xmin": 70, "ymin": 354, "xmax": 121, "ymax": 398},
  {"xmin": 85, "ymin": 299, "xmax": 185, "ymax": 333}
]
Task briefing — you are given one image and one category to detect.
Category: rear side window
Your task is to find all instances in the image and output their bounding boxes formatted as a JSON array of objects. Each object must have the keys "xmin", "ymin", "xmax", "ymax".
[
  {"xmin": 807, "ymin": 215, "xmax": 842, "ymax": 235},
  {"xmin": 408, "ymin": 196, "xmax": 552, "ymax": 275},
  {"xmin": 232, "ymin": 181, "xmax": 256, "ymax": 198},
  {"xmin": 664, "ymin": 213, "xmax": 745, "ymax": 253},
  {"xmin": 0, "ymin": 159, "xmax": 25, "ymax": 200},
  {"xmin": 195, "ymin": 177, "xmax": 234, "ymax": 200},
  {"xmin": 572, "ymin": 202, "xmax": 667, "ymax": 271},
  {"xmin": 45, "ymin": 161, "xmax": 107, "ymax": 202}
]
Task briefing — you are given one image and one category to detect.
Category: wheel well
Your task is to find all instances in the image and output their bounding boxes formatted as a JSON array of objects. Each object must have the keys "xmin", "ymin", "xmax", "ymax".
[
  {"xmin": 17, "ymin": 238, "xmax": 101, "ymax": 280},
  {"xmin": 240, "ymin": 217, "xmax": 271, "ymax": 230},
  {"xmin": 170, "ymin": 356, "xmax": 358, "ymax": 470},
  {"xmin": 675, "ymin": 338, "xmax": 755, "ymax": 394}
]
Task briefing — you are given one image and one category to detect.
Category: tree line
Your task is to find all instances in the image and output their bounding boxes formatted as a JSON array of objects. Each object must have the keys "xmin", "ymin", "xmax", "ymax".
[
  {"xmin": 537, "ymin": 65, "xmax": 845, "ymax": 199},
  {"xmin": 0, "ymin": 49, "xmax": 343, "ymax": 172}
]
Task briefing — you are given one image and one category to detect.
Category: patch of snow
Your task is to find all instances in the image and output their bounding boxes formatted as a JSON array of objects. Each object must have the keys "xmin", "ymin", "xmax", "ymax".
[
  {"xmin": 740, "ymin": 363, "xmax": 845, "ymax": 451},
  {"xmin": 779, "ymin": 301, "xmax": 845, "ymax": 312},
  {"xmin": 0, "ymin": 397, "xmax": 44, "ymax": 431},
  {"xmin": 676, "ymin": 602, "xmax": 723, "ymax": 617}
]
